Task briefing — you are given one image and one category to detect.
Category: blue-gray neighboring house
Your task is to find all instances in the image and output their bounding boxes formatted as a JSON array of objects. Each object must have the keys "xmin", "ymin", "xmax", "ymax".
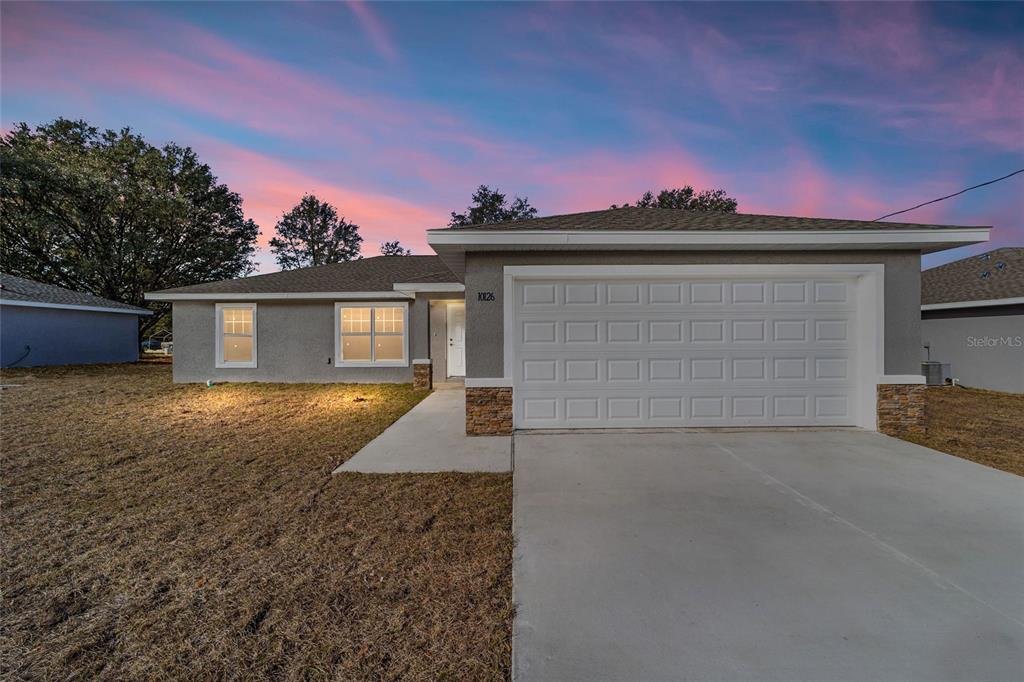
[{"xmin": 1, "ymin": 273, "xmax": 152, "ymax": 368}]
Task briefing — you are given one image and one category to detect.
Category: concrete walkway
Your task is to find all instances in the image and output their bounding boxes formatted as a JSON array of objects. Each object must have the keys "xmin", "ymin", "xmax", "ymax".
[
  {"xmin": 513, "ymin": 430, "xmax": 1024, "ymax": 681},
  {"xmin": 334, "ymin": 387, "xmax": 510, "ymax": 473}
]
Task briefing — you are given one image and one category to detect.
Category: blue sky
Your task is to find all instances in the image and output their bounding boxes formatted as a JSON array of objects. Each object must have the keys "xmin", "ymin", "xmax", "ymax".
[{"xmin": 3, "ymin": 1, "xmax": 1021, "ymax": 271}]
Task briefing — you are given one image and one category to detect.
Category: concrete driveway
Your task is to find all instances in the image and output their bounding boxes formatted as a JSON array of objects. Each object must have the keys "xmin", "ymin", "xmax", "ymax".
[{"xmin": 513, "ymin": 430, "xmax": 1023, "ymax": 681}]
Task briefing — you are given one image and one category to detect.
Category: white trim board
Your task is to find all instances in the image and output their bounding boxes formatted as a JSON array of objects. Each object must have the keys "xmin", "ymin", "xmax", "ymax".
[
  {"xmin": 392, "ymin": 282, "xmax": 465, "ymax": 293},
  {"xmin": 0, "ymin": 299, "xmax": 152, "ymax": 316},
  {"xmin": 501, "ymin": 263, "xmax": 886, "ymax": 431},
  {"xmin": 503, "ymin": 264, "xmax": 889, "ymax": 278},
  {"xmin": 428, "ymin": 228, "xmax": 989, "ymax": 249},
  {"xmin": 146, "ymin": 291, "xmax": 413, "ymax": 301},
  {"xmin": 921, "ymin": 296, "xmax": 1024, "ymax": 311}
]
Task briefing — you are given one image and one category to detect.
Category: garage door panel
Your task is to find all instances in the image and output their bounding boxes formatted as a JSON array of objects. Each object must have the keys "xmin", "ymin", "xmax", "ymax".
[
  {"xmin": 513, "ymin": 276, "xmax": 858, "ymax": 428},
  {"xmin": 516, "ymin": 353, "xmax": 855, "ymax": 387},
  {"xmin": 515, "ymin": 390, "xmax": 856, "ymax": 428},
  {"xmin": 517, "ymin": 280, "xmax": 856, "ymax": 308},
  {"xmin": 516, "ymin": 315, "xmax": 855, "ymax": 346}
]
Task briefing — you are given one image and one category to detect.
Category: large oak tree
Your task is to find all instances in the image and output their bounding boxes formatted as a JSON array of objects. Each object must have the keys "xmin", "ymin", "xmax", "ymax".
[{"xmin": 1, "ymin": 118, "xmax": 260, "ymax": 336}]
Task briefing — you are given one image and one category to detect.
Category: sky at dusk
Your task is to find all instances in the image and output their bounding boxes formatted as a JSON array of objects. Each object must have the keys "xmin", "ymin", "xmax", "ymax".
[{"xmin": 2, "ymin": 1, "xmax": 1021, "ymax": 272}]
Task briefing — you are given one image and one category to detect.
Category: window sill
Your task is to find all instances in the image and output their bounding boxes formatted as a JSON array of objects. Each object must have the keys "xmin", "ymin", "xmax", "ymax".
[
  {"xmin": 334, "ymin": 361, "xmax": 409, "ymax": 368},
  {"xmin": 215, "ymin": 362, "xmax": 258, "ymax": 369}
]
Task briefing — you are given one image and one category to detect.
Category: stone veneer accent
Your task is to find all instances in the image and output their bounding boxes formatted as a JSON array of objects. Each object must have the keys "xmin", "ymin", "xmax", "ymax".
[
  {"xmin": 466, "ymin": 387, "xmax": 513, "ymax": 436},
  {"xmin": 877, "ymin": 384, "xmax": 926, "ymax": 436},
  {"xmin": 413, "ymin": 362, "xmax": 432, "ymax": 391}
]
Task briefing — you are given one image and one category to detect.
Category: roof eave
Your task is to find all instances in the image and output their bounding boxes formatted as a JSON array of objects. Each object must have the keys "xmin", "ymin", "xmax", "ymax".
[
  {"xmin": 0, "ymin": 299, "xmax": 153, "ymax": 315},
  {"xmin": 921, "ymin": 296, "xmax": 1024, "ymax": 311},
  {"xmin": 145, "ymin": 290, "xmax": 415, "ymax": 302},
  {"xmin": 427, "ymin": 228, "xmax": 991, "ymax": 276}
]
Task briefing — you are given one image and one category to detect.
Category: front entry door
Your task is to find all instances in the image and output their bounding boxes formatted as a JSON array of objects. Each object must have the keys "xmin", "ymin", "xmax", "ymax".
[{"xmin": 446, "ymin": 303, "xmax": 466, "ymax": 377}]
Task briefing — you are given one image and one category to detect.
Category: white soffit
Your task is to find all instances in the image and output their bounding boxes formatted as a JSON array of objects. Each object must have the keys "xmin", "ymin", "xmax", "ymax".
[{"xmin": 921, "ymin": 296, "xmax": 1024, "ymax": 311}]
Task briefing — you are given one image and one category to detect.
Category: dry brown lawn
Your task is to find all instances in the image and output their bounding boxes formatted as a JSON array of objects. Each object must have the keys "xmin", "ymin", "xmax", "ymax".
[
  {"xmin": 901, "ymin": 386, "xmax": 1024, "ymax": 477},
  {"xmin": 0, "ymin": 364, "xmax": 512, "ymax": 680}
]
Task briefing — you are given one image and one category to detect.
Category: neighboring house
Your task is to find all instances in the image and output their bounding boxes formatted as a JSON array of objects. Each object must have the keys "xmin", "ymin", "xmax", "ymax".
[
  {"xmin": 147, "ymin": 208, "xmax": 990, "ymax": 435},
  {"xmin": 921, "ymin": 247, "xmax": 1023, "ymax": 393},
  {"xmin": 1, "ymin": 274, "xmax": 152, "ymax": 368}
]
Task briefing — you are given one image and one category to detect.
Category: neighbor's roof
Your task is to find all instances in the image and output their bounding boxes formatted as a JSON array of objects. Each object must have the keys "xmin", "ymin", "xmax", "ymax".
[
  {"xmin": 922, "ymin": 247, "xmax": 1024, "ymax": 305},
  {"xmin": 148, "ymin": 256, "xmax": 458, "ymax": 296},
  {"xmin": 434, "ymin": 207, "xmax": 989, "ymax": 232},
  {"xmin": 0, "ymin": 273, "xmax": 152, "ymax": 315}
]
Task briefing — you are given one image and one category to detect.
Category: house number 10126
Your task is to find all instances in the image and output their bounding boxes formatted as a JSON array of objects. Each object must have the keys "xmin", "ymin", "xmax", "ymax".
[{"xmin": 477, "ymin": 291, "xmax": 495, "ymax": 301}]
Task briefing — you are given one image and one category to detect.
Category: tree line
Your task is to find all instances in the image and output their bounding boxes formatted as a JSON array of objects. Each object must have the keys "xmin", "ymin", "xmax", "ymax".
[{"xmin": 1, "ymin": 118, "xmax": 737, "ymax": 334}]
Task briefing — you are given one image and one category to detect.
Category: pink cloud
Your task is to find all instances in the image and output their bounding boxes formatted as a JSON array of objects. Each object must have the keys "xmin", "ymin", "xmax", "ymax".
[
  {"xmin": 1, "ymin": 3, "xmax": 476, "ymax": 151},
  {"xmin": 526, "ymin": 148, "xmax": 720, "ymax": 213},
  {"xmin": 736, "ymin": 146, "xmax": 975, "ymax": 226},
  {"xmin": 832, "ymin": 2, "xmax": 933, "ymax": 71},
  {"xmin": 346, "ymin": 0, "xmax": 399, "ymax": 63},
  {"xmin": 192, "ymin": 139, "xmax": 448, "ymax": 267}
]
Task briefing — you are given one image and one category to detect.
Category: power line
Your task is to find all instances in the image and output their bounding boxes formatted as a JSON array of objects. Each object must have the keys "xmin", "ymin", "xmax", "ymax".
[{"xmin": 873, "ymin": 168, "xmax": 1024, "ymax": 222}]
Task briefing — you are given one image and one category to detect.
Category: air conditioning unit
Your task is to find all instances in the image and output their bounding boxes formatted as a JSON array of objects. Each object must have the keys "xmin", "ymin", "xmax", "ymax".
[{"xmin": 921, "ymin": 361, "xmax": 951, "ymax": 385}]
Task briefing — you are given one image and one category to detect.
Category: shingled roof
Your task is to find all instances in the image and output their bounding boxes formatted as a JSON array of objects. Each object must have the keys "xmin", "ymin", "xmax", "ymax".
[
  {"xmin": 435, "ymin": 207, "xmax": 987, "ymax": 232},
  {"xmin": 148, "ymin": 256, "xmax": 458, "ymax": 296},
  {"xmin": 922, "ymin": 247, "xmax": 1024, "ymax": 305},
  {"xmin": 0, "ymin": 273, "xmax": 151, "ymax": 314}
]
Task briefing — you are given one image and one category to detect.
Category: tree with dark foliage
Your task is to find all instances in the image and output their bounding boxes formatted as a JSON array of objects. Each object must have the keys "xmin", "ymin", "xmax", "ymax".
[
  {"xmin": 0, "ymin": 119, "xmax": 260, "ymax": 336},
  {"xmin": 379, "ymin": 240, "xmax": 411, "ymax": 256},
  {"xmin": 612, "ymin": 186, "xmax": 738, "ymax": 212},
  {"xmin": 448, "ymin": 185, "xmax": 538, "ymax": 227},
  {"xmin": 269, "ymin": 195, "xmax": 362, "ymax": 270}
]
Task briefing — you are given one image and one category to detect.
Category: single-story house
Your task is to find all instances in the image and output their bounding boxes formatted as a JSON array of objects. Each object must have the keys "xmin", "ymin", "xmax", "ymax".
[
  {"xmin": 921, "ymin": 247, "xmax": 1023, "ymax": 393},
  {"xmin": 147, "ymin": 208, "xmax": 990, "ymax": 435},
  {"xmin": 1, "ymin": 273, "xmax": 152, "ymax": 368}
]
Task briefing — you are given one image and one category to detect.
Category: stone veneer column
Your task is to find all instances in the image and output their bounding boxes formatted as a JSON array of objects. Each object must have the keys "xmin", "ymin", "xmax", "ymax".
[
  {"xmin": 412, "ymin": 360, "xmax": 432, "ymax": 391},
  {"xmin": 465, "ymin": 387, "xmax": 513, "ymax": 436},
  {"xmin": 877, "ymin": 383, "xmax": 927, "ymax": 436}
]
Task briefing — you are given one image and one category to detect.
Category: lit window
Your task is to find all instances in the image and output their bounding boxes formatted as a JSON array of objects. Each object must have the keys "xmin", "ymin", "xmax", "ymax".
[
  {"xmin": 216, "ymin": 304, "xmax": 257, "ymax": 368},
  {"xmin": 336, "ymin": 304, "xmax": 407, "ymax": 365}
]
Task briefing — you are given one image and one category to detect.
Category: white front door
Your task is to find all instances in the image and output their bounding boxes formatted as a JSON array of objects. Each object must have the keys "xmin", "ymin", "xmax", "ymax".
[
  {"xmin": 512, "ymin": 275, "xmax": 860, "ymax": 428},
  {"xmin": 446, "ymin": 303, "xmax": 466, "ymax": 377}
]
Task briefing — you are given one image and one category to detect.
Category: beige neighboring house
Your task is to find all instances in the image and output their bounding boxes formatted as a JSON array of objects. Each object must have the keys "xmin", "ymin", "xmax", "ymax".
[
  {"xmin": 921, "ymin": 247, "xmax": 1024, "ymax": 393},
  {"xmin": 147, "ymin": 207, "xmax": 992, "ymax": 435}
]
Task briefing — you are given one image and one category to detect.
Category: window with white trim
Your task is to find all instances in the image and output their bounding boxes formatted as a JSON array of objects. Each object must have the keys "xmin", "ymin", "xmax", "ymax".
[
  {"xmin": 216, "ymin": 303, "xmax": 257, "ymax": 368},
  {"xmin": 335, "ymin": 302, "xmax": 408, "ymax": 366}
]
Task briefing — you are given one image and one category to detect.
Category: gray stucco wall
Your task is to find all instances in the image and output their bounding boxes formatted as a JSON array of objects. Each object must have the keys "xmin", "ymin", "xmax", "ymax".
[
  {"xmin": 1, "ymin": 305, "xmax": 140, "ymax": 367},
  {"xmin": 464, "ymin": 250, "xmax": 922, "ymax": 377},
  {"xmin": 173, "ymin": 299, "xmax": 428, "ymax": 383},
  {"xmin": 922, "ymin": 308, "xmax": 1023, "ymax": 393}
]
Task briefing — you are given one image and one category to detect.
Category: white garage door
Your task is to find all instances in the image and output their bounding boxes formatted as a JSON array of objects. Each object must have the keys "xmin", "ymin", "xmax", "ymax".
[{"xmin": 512, "ymin": 276, "xmax": 859, "ymax": 428}]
